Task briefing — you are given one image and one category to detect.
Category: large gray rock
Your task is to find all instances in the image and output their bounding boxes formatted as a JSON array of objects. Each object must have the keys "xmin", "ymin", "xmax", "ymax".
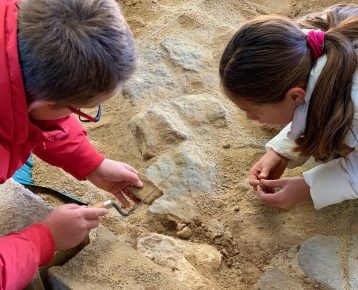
[
  {"xmin": 129, "ymin": 104, "xmax": 190, "ymax": 159},
  {"xmin": 146, "ymin": 144, "xmax": 215, "ymax": 222},
  {"xmin": 172, "ymin": 94, "xmax": 228, "ymax": 128},
  {"xmin": 0, "ymin": 179, "xmax": 50, "ymax": 234},
  {"xmin": 49, "ymin": 226, "xmax": 186, "ymax": 290},
  {"xmin": 161, "ymin": 38, "xmax": 204, "ymax": 72},
  {"xmin": 298, "ymin": 236, "xmax": 344, "ymax": 290},
  {"xmin": 137, "ymin": 233, "xmax": 221, "ymax": 290},
  {"xmin": 257, "ymin": 268, "xmax": 304, "ymax": 290},
  {"xmin": 123, "ymin": 46, "xmax": 180, "ymax": 102}
]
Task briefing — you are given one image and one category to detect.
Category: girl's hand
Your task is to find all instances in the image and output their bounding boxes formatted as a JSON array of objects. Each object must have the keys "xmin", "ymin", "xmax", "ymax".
[
  {"xmin": 249, "ymin": 149, "xmax": 288, "ymax": 190},
  {"xmin": 41, "ymin": 204, "xmax": 108, "ymax": 251},
  {"xmin": 87, "ymin": 159, "xmax": 143, "ymax": 207},
  {"xmin": 256, "ymin": 177, "xmax": 312, "ymax": 209}
]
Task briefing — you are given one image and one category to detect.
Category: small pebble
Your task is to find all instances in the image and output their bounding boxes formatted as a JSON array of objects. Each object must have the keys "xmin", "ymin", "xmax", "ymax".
[
  {"xmin": 223, "ymin": 143, "xmax": 231, "ymax": 149},
  {"xmin": 221, "ymin": 248, "xmax": 229, "ymax": 257},
  {"xmin": 176, "ymin": 222, "xmax": 186, "ymax": 231},
  {"xmin": 176, "ymin": 227, "xmax": 192, "ymax": 240}
]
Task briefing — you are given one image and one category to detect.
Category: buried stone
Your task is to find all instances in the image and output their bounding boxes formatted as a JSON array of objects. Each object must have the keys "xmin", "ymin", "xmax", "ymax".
[{"xmin": 145, "ymin": 144, "xmax": 215, "ymax": 222}]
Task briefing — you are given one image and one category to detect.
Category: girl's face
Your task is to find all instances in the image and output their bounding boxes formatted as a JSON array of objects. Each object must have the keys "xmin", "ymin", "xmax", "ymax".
[{"xmin": 231, "ymin": 97, "xmax": 297, "ymax": 126}]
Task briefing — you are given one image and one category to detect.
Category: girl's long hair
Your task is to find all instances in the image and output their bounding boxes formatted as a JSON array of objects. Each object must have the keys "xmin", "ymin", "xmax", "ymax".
[{"xmin": 220, "ymin": 4, "xmax": 358, "ymax": 161}]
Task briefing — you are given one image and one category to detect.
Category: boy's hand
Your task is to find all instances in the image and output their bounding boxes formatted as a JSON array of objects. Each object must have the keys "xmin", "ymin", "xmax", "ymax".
[
  {"xmin": 256, "ymin": 177, "xmax": 312, "ymax": 209},
  {"xmin": 41, "ymin": 204, "xmax": 108, "ymax": 251},
  {"xmin": 249, "ymin": 149, "xmax": 288, "ymax": 190},
  {"xmin": 87, "ymin": 159, "xmax": 143, "ymax": 207}
]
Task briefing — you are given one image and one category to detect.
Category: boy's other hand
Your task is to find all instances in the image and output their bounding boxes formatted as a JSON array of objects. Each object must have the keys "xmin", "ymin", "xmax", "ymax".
[
  {"xmin": 249, "ymin": 148, "xmax": 288, "ymax": 190},
  {"xmin": 256, "ymin": 177, "xmax": 312, "ymax": 209},
  {"xmin": 87, "ymin": 159, "xmax": 143, "ymax": 207},
  {"xmin": 41, "ymin": 204, "xmax": 108, "ymax": 251}
]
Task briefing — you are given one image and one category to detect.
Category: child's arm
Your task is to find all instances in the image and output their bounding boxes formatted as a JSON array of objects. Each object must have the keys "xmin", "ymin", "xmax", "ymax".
[
  {"xmin": 32, "ymin": 115, "xmax": 142, "ymax": 205},
  {"xmin": 265, "ymin": 123, "xmax": 310, "ymax": 168},
  {"xmin": 249, "ymin": 148, "xmax": 288, "ymax": 189},
  {"xmin": 0, "ymin": 205, "xmax": 107, "ymax": 289},
  {"xmin": 0, "ymin": 224, "xmax": 54, "ymax": 289},
  {"xmin": 32, "ymin": 115, "xmax": 105, "ymax": 180},
  {"xmin": 250, "ymin": 123, "xmax": 309, "ymax": 189},
  {"xmin": 303, "ymin": 149, "xmax": 358, "ymax": 209},
  {"xmin": 34, "ymin": 116, "xmax": 142, "ymax": 206},
  {"xmin": 303, "ymin": 73, "xmax": 358, "ymax": 209}
]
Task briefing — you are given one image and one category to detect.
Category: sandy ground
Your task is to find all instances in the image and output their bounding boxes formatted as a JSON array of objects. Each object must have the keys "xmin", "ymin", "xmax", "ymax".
[{"xmin": 33, "ymin": 0, "xmax": 358, "ymax": 289}]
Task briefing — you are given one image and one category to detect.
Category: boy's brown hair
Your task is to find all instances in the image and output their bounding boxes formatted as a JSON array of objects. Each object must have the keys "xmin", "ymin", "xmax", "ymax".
[
  {"xmin": 18, "ymin": 0, "xmax": 137, "ymax": 107},
  {"xmin": 220, "ymin": 4, "xmax": 358, "ymax": 161}
]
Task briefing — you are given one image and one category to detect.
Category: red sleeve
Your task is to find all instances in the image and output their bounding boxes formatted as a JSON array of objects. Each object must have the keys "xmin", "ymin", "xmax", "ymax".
[
  {"xmin": 0, "ymin": 223, "xmax": 54, "ymax": 290},
  {"xmin": 33, "ymin": 115, "xmax": 105, "ymax": 180}
]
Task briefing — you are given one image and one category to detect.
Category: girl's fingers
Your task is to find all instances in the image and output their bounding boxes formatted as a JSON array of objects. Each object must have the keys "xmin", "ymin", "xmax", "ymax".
[
  {"xmin": 257, "ymin": 185, "xmax": 281, "ymax": 204},
  {"xmin": 249, "ymin": 175, "xmax": 261, "ymax": 187},
  {"xmin": 261, "ymin": 178, "xmax": 285, "ymax": 188},
  {"xmin": 258, "ymin": 167, "xmax": 270, "ymax": 179}
]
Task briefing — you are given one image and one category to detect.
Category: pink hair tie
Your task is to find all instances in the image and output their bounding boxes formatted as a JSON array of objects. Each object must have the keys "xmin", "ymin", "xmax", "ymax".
[{"xmin": 307, "ymin": 30, "xmax": 325, "ymax": 60}]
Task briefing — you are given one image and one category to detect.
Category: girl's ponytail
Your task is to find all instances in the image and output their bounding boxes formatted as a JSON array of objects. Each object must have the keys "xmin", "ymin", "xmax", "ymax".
[{"xmin": 295, "ymin": 7, "xmax": 358, "ymax": 160}]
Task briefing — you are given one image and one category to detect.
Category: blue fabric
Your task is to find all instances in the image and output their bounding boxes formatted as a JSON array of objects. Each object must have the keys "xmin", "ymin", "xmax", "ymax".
[{"xmin": 13, "ymin": 156, "xmax": 34, "ymax": 185}]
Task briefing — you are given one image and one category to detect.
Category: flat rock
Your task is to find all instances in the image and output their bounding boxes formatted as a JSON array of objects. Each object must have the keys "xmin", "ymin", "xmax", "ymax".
[
  {"xmin": 145, "ymin": 144, "xmax": 216, "ymax": 222},
  {"xmin": 172, "ymin": 94, "xmax": 228, "ymax": 128},
  {"xmin": 161, "ymin": 38, "xmax": 204, "ymax": 72},
  {"xmin": 129, "ymin": 104, "xmax": 189, "ymax": 159},
  {"xmin": 257, "ymin": 268, "xmax": 304, "ymax": 290},
  {"xmin": 123, "ymin": 45, "xmax": 180, "ymax": 102},
  {"xmin": 205, "ymin": 219, "xmax": 225, "ymax": 240},
  {"xmin": 49, "ymin": 226, "xmax": 186, "ymax": 290},
  {"xmin": 298, "ymin": 235, "xmax": 344, "ymax": 290},
  {"xmin": 137, "ymin": 233, "xmax": 222, "ymax": 290}
]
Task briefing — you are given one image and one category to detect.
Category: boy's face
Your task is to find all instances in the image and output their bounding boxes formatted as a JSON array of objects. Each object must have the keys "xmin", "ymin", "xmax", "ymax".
[{"xmin": 28, "ymin": 84, "xmax": 122, "ymax": 121}]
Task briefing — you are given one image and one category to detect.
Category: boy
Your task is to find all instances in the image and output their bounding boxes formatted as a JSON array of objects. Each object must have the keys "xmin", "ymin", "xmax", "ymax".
[{"xmin": 0, "ymin": 0, "xmax": 142, "ymax": 288}]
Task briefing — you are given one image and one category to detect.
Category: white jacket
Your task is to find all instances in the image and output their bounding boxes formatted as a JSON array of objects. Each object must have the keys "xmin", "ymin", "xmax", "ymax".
[{"xmin": 266, "ymin": 57, "xmax": 358, "ymax": 209}]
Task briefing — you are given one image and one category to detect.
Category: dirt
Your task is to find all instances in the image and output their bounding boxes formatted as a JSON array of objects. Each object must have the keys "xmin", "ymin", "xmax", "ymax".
[{"xmin": 33, "ymin": 0, "xmax": 358, "ymax": 289}]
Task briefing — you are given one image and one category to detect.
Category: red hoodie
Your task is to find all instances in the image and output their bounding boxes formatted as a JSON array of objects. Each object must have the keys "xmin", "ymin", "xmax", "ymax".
[{"xmin": 0, "ymin": 0, "xmax": 105, "ymax": 288}]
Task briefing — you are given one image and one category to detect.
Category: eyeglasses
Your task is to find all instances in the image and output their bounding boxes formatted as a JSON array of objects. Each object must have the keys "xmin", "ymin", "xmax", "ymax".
[{"xmin": 67, "ymin": 104, "xmax": 102, "ymax": 123}]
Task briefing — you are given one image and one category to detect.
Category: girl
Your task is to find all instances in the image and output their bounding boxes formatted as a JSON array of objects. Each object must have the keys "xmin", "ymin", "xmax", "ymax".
[{"xmin": 219, "ymin": 4, "xmax": 358, "ymax": 209}]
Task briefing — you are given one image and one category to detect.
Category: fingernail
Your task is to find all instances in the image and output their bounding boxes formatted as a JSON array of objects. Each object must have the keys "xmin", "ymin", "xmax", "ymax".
[{"xmin": 137, "ymin": 180, "xmax": 143, "ymax": 187}]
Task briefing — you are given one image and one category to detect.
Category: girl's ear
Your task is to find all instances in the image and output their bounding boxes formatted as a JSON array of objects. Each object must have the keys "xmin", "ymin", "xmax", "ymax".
[{"xmin": 286, "ymin": 87, "xmax": 306, "ymax": 105}]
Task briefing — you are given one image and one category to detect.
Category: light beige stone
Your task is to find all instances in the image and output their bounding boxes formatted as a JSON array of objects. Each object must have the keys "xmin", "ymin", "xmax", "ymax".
[{"xmin": 137, "ymin": 233, "xmax": 222, "ymax": 290}]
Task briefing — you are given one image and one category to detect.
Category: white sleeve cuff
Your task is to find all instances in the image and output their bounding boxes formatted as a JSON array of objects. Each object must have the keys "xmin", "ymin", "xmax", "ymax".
[{"xmin": 303, "ymin": 158, "xmax": 358, "ymax": 209}]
